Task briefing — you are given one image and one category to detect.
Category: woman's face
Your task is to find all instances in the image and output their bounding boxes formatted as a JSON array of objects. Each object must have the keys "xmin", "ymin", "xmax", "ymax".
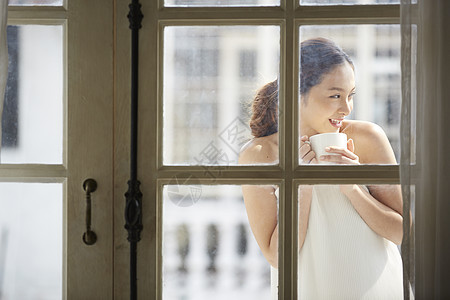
[{"xmin": 300, "ymin": 61, "xmax": 355, "ymax": 136}]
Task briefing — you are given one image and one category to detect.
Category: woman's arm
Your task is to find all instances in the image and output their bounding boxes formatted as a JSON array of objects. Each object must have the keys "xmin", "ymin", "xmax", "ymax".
[
  {"xmin": 341, "ymin": 184, "xmax": 403, "ymax": 244},
  {"xmin": 321, "ymin": 121, "xmax": 403, "ymax": 244},
  {"xmin": 239, "ymin": 139, "xmax": 279, "ymax": 268},
  {"xmin": 239, "ymin": 136, "xmax": 314, "ymax": 268},
  {"xmin": 241, "ymin": 184, "xmax": 313, "ymax": 268},
  {"xmin": 241, "ymin": 184, "xmax": 279, "ymax": 268}
]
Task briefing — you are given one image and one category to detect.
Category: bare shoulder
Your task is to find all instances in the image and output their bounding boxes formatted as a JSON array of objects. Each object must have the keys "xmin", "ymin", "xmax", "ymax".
[
  {"xmin": 343, "ymin": 120, "xmax": 385, "ymax": 138},
  {"xmin": 342, "ymin": 120, "xmax": 396, "ymax": 164},
  {"xmin": 239, "ymin": 133, "xmax": 278, "ymax": 165}
]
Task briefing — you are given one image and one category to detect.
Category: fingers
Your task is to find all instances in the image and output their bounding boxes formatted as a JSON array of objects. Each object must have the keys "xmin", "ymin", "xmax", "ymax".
[
  {"xmin": 302, "ymin": 150, "xmax": 316, "ymax": 164},
  {"xmin": 300, "ymin": 136, "xmax": 317, "ymax": 164},
  {"xmin": 299, "ymin": 141, "xmax": 311, "ymax": 157},
  {"xmin": 325, "ymin": 146, "xmax": 359, "ymax": 160},
  {"xmin": 319, "ymin": 154, "xmax": 360, "ymax": 164},
  {"xmin": 319, "ymin": 138, "xmax": 359, "ymax": 164}
]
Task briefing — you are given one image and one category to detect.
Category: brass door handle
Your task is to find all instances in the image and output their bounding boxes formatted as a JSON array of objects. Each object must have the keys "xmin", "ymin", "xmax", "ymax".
[{"xmin": 82, "ymin": 179, "xmax": 97, "ymax": 245}]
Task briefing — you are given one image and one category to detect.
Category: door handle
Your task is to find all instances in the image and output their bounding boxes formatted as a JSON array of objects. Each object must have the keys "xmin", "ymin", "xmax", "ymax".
[{"xmin": 82, "ymin": 178, "xmax": 97, "ymax": 245}]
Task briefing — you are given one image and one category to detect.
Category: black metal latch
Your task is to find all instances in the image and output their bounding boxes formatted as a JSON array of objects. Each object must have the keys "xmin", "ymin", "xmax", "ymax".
[{"xmin": 82, "ymin": 178, "xmax": 97, "ymax": 246}]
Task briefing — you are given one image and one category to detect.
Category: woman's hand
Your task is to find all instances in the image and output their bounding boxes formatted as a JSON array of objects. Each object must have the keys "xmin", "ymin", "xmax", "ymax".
[
  {"xmin": 300, "ymin": 135, "xmax": 318, "ymax": 164},
  {"xmin": 319, "ymin": 138, "xmax": 360, "ymax": 165}
]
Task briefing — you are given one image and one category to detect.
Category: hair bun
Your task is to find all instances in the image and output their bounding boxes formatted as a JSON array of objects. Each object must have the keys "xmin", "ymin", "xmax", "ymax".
[{"xmin": 250, "ymin": 79, "xmax": 278, "ymax": 138}]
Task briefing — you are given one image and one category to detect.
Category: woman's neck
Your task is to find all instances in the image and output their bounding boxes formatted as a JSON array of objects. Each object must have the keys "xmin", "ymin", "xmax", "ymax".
[{"xmin": 299, "ymin": 125, "xmax": 318, "ymax": 138}]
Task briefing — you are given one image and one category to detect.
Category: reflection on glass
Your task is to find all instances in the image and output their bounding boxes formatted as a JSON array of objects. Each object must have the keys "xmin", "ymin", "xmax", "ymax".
[
  {"xmin": 298, "ymin": 25, "xmax": 401, "ymax": 164},
  {"xmin": 0, "ymin": 183, "xmax": 62, "ymax": 299},
  {"xmin": 8, "ymin": 0, "xmax": 62, "ymax": 6},
  {"xmin": 290, "ymin": 184, "xmax": 405, "ymax": 298},
  {"xmin": 163, "ymin": 184, "xmax": 275, "ymax": 300},
  {"xmin": 300, "ymin": 0, "xmax": 399, "ymax": 5},
  {"xmin": 165, "ymin": 0, "xmax": 279, "ymax": 7},
  {"xmin": 1, "ymin": 25, "xmax": 63, "ymax": 164},
  {"xmin": 163, "ymin": 26, "xmax": 279, "ymax": 166}
]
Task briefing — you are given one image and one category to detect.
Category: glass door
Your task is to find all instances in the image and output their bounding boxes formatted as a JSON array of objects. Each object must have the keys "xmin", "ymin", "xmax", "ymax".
[
  {"xmin": 115, "ymin": 0, "xmax": 413, "ymax": 299},
  {"xmin": 0, "ymin": 1, "xmax": 114, "ymax": 298}
]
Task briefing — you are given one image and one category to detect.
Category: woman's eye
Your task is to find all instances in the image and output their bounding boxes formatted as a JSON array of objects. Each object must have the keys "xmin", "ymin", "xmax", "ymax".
[
  {"xmin": 330, "ymin": 95, "xmax": 340, "ymax": 99},
  {"xmin": 349, "ymin": 92, "xmax": 356, "ymax": 98}
]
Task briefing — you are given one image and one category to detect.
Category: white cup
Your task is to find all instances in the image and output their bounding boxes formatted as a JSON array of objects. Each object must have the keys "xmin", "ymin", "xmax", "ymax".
[{"xmin": 309, "ymin": 132, "xmax": 348, "ymax": 164}]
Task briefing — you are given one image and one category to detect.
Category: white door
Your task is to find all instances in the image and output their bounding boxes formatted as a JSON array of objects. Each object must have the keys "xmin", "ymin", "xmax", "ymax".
[{"xmin": 0, "ymin": 1, "xmax": 113, "ymax": 299}]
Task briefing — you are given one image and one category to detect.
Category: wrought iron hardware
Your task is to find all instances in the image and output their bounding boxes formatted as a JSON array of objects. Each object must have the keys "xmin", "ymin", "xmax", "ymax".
[
  {"xmin": 82, "ymin": 178, "xmax": 97, "ymax": 246},
  {"xmin": 126, "ymin": 1, "xmax": 143, "ymax": 299}
]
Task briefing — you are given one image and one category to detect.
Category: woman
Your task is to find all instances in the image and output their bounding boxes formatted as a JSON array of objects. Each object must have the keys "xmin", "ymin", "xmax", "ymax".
[{"xmin": 239, "ymin": 38, "xmax": 403, "ymax": 299}]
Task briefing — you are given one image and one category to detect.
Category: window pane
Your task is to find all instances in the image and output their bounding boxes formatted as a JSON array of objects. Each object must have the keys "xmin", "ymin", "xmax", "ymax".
[
  {"xmin": 1, "ymin": 25, "xmax": 63, "ymax": 164},
  {"xmin": 405, "ymin": 185, "xmax": 415, "ymax": 298},
  {"xmin": 163, "ymin": 184, "xmax": 277, "ymax": 300},
  {"xmin": 294, "ymin": 184, "xmax": 406, "ymax": 298},
  {"xmin": 163, "ymin": 26, "xmax": 279, "ymax": 166},
  {"xmin": 8, "ymin": 0, "xmax": 63, "ymax": 6},
  {"xmin": 298, "ymin": 25, "xmax": 401, "ymax": 164},
  {"xmin": 300, "ymin": 0, "xmax": 399, "ymax": 5},
  {"xmin": 165, "ymin": 0, "xmax": 279, "ymax": 7},
  {"xmin": 0, "ymin": 183, "xmax": 63, "ymax": 300}
]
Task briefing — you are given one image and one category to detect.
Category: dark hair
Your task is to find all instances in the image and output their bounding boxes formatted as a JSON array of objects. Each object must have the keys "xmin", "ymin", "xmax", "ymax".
[
  {"xmin": 249, "ymin": 79, "xmax": 278, "ymax": 138},
  {"xmin": 250, "ymin": 38, "xmax": 353, "ymax": 137},
  {"xmin": 300, "ymin": 38, "xmax": 354, "ymax": 96}
]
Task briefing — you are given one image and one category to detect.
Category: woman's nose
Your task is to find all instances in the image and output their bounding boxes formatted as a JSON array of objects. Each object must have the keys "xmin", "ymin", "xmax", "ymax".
[{"xmin": 339, "ymin": 98, "xmax": 352, "ymax": 115}]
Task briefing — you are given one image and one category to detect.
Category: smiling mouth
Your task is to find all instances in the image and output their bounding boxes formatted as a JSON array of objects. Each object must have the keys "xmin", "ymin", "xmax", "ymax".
[{"xmin": 329, "ymin": 118, "xmax": 344, "ymax": 128}]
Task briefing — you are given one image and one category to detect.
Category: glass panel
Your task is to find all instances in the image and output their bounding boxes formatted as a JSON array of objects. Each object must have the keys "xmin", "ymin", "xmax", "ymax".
[
  {"xmin": 0, "ymin": 183, "xmax": 63, "ymax": 300},
  {"xmin": 409, "ymin": 25, "xmax": 417, "ymax": 165},
  {"xmin": 163, "ymin": 26, "xmax": 280, "ymax": 166},
  {"xmin": 163, "ymin": 184, "xmax": 277, "ymax": 300},
  {"xmin": 8, "ymin": 0, "xmax": 63, "ymax": 6},
  {"xmin": 165, "ymin": 0, "xmax": 279, "ymax": 7},
  {"xmin": 298, "ymin": 25, "xmax": 401, "ymax": 165},
  {"xmin": 300, "ymin": 0, "xmax": 399, "ymax": 5},
  {"xmin": 296, "ymin": 184, "xmax": 405, "ymax": 298},
  {"xmin": 405, "ymin": 185, "xmax": 415, "ymax": 297},
  {"xmin": 1, "ymin": 25, "xmax": 63, "ymax": 164}
]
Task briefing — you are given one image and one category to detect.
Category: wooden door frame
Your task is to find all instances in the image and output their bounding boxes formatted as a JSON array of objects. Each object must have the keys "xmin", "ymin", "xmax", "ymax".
[{"xmin": 67, "ymin": 0, "xmax": 114, "ymax": 298}]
